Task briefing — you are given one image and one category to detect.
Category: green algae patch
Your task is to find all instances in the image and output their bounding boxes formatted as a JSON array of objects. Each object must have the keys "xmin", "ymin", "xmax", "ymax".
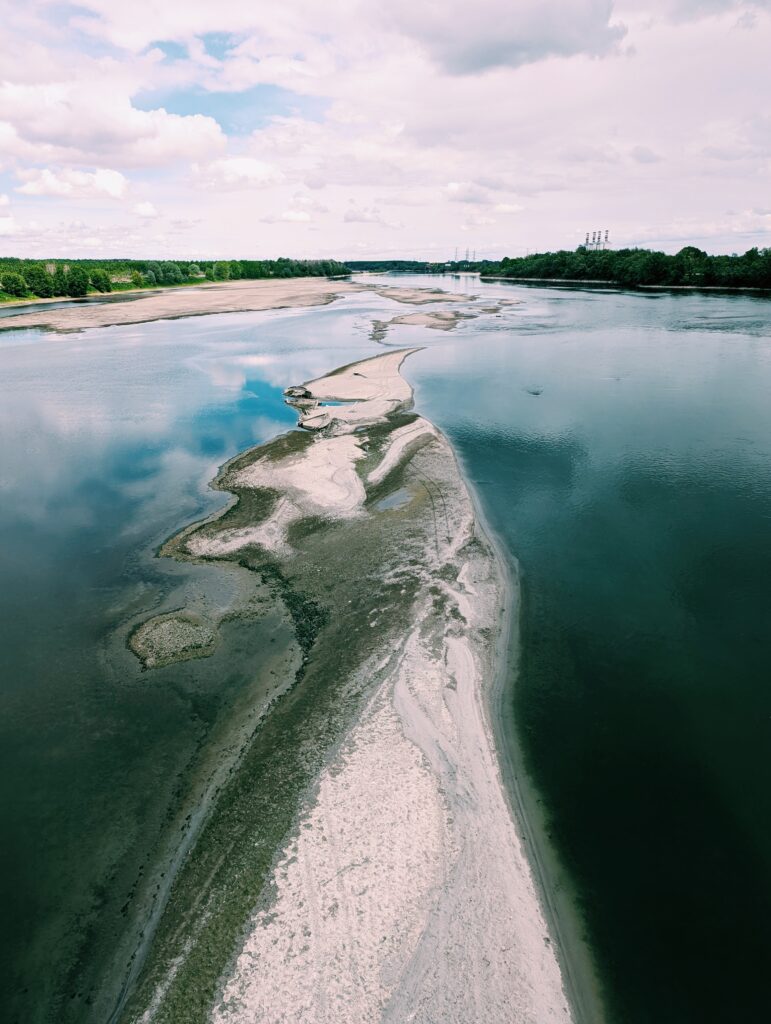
[{"xmin": 128, "ymin": 612, "xmax": 218, "ymax": 669}]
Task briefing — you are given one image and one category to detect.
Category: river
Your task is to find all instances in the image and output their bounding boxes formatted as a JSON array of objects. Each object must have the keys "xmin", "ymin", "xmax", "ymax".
[{"xmin": 0, "ymin": 275, "xmax": 769, "ymax": 1023}]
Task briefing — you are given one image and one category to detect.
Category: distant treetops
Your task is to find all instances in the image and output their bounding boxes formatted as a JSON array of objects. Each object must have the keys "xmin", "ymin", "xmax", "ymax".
[
  {"xmin": 348, "ymin": 248, "xmax": 771, "ymax": 290},
  {"xmin": 484, "ymin": 245, "xmax": 771, "ymax": 290},
  {"xmin": 0, "ymin": 257, "xmax": 350, "ymax": 302}
]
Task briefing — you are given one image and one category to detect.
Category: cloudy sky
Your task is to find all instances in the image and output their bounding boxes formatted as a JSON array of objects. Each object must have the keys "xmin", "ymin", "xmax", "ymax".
[{"xmin": 0, "ymin": 0, "xmax": 769, "ymax": 260}]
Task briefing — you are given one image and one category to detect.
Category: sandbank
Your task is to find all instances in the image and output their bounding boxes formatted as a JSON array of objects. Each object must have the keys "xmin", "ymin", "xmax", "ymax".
[
  {"xmin": 372, "ymin": 285, "xmax": 473, "ymax": 305},
  {"xmin": 0, "ymin": 277, "xmax": 357, "ymax": 333},
  {"xmin": 124, "ymin": 348, "xmax": 573, "ymax": 1023},
  {"xmin": 213, "ymin": 353, "xmax": 571, "ymax": 1023}
]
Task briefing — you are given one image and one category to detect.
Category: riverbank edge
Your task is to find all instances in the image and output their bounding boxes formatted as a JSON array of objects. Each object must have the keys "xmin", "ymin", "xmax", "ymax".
[
  {"xmin": 457, "ymin": 457, "xmax": 609, "ymax": 1024},
  {"xmin": 481, "ymin": 274, "xmax": 771, "ymax": 294}
]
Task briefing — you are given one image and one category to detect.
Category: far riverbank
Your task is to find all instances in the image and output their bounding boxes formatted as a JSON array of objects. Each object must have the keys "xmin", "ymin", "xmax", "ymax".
[{"xmin": 481, "ymin": 274, "xmax": 771, "ymax": 294}]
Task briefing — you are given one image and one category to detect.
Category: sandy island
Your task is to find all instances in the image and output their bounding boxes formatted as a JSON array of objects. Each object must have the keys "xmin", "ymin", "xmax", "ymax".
[{"xmin": 122, "ymin": 347, "xmax": 573, "ymax": 1024}]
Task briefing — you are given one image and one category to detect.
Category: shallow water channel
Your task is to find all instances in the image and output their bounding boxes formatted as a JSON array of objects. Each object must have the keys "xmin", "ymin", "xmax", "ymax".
[{"xmin": 0, "ymin": 276, "xmax": 769, "ymax": 1023}]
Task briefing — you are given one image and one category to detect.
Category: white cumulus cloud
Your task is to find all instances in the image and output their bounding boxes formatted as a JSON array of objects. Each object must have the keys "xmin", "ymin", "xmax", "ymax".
[
  {"xmin": 444, "ymin": 181, "xmax": 493, "ymax": 204},
  {"xmin": 133, "ymin": 201, "xmax": 158, "ymax": 218},
  {"xmin": 0, "ymin": 78, "xmax": 226, "ymax": 169},
  {"xmin": 16, "ymin": 167, "xmax": 128, "ymax": 199},
  {"xmin": 193, "ymin": 157, "xmax": 284, "ymax": 190}
]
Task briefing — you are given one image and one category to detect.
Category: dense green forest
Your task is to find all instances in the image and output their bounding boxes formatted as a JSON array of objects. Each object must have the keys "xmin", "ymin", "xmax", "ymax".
[
  {"xmin": 4, "ymin": 248, "xmax": 769, "ymax": 301},
  {"xmin": 0, "ymin": 257, "xmax": 349, "ymax": 302},
  {"xmin": 483, "ymin": 246, "xmax": 771, "ymax": 289},
  {"xmin": 345, "ymin": 259, "xmax": 449, "ymax": 273},
  {"xmin": 347, "ymin": 247, "xmax": 771, "ymax": 289}
]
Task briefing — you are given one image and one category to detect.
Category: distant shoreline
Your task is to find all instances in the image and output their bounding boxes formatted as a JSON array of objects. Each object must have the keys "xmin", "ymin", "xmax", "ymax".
[{"xmin": 481, "ymin": 275, "xmax": 771, "ymax": 294}]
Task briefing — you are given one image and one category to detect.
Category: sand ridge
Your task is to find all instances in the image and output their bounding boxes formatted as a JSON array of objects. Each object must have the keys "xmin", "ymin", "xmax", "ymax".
[{"xmin": 203, "ymin": 351, "xmax": 572, "ymax": 1024}]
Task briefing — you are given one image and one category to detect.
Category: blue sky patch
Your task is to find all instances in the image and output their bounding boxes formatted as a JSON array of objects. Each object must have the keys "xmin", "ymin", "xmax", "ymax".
[
  {"xmin": 200, "ymin": 32, "xmax": 238, "ymax": 60},
  {"xmin": 134, "ymin": 83, "xmax": 327, "ymax": 135},
  {"xmin": 148, "ymin": 39, "xmax": 189, "ymax": 61}
]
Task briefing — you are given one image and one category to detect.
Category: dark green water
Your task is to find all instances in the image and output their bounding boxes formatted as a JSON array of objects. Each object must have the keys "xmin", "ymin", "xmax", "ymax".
[
  {"xmin": 1, "ymin": 279, "xmax": 769, "ymax": 1023},
  {"xmin": 403, "ymin": 278, "xmax": 771, "ymax": 1024}
]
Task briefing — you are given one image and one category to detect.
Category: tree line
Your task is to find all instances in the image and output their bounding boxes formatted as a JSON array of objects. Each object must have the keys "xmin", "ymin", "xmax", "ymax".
[
  {"xmin": 344, "ymin": 248, "xmax": 771, "ymax": 290},
  {"xmin": 482, "ymin": 246, "xmax": 771, "ymax": 289},
  {"xmin": 0, "ymin": 257, "xmax": 350, "ymax": 301},
  {"xmin": 345, "ymin": 260, "xmax": 449, "ymax": 273}
]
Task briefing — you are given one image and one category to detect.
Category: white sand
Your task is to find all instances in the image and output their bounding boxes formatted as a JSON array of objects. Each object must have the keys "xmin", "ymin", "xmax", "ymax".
[
  {"xmin": 303, "ymin": 350, "xmax": 417, "ymax": 402},
  {"xmin": 289, "ymin": 348, "xmax": 421, "ymax": 431},
  {"xmin": 208, "ymin": 351, "xmax": 573, "ymax": 1023},
  {"xmin": 236, "ymin": 435, "xmax": 367, "ymax": 515},
  {"xmin": 189, "ymin": 435, "xmax": 367, "ymax": 558},
  {"xmin": 373, "ymin": 286, "xmax": 471, "ymax": 306},
  {"xmin": 1, "ymin": 277, "xmax": 355, "ymax": 333},
  {"xmin": 367, "ymin": 417, "xmax": 437, "ymax": 487},
  {"xmin": 392, "ymin": 311, "xmax": 464, "ymax": 330},
  {"xmin": 213, "ymin": 671, "xmax": 448, "ymax": 1024}
]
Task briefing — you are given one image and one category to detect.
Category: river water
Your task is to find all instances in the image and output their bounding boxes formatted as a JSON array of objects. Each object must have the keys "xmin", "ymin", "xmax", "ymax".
[{"xmin": 1, "ymin": 276, "xmax": 769, "ymax": 1023}]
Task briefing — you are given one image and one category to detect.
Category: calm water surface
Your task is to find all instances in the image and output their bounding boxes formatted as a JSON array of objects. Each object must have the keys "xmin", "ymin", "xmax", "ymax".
[{"xmin": 1, "ymin": 277, "xmax": 769, "ymax": 1023}]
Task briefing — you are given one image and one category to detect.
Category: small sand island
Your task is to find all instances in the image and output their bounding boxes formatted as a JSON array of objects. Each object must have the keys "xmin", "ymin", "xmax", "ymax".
[{"xmin": 121, "ymin": 345, "xmax": 572, "ymax": 1023}]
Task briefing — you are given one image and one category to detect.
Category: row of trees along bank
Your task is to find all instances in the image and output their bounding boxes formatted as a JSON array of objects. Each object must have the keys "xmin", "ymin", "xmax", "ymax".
[
  {"xmin": 0, "ymin": 258, "xmax": 350, "ymax": 301},
  {"xmin": 482, "ymin": 246, "xmax": 771, "ymax": 289}
]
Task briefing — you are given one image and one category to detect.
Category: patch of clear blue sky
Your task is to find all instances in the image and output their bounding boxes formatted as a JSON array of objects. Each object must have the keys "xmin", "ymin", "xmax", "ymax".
[
  {"xmin": 151, "ymin": 39, "xmax": 189, "ymax": 61},
  {"xmin": 200, "ymin": 32, "xmax": 235, "ymax": 61},
  {"xmin": 135, "ymin": 82, "xmax": 327, "ymax": 136},
  {"xmin": 142, "ymin": 34, "xmax": 328, "ymax": 134},
  {"xmin": 150, "ymin": 33, "xmax": 242, "ymax": 61}
]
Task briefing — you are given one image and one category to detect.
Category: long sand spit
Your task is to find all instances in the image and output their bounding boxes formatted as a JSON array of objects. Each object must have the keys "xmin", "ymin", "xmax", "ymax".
[
  {"xmin": 218, "ymin": 353, "xmax": 570, "ymax": 1023},
  {"xmin": 123, "ymin": 349, "xmax": 573, "ymax": 1023}
]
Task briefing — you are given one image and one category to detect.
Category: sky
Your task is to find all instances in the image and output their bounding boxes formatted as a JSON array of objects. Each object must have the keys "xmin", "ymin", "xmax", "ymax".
[{"xmin": 0, "ymin": 0, "xmax": 769, "ymax": 260}]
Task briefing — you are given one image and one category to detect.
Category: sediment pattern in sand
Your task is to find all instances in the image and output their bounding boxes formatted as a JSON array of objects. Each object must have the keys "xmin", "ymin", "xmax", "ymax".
[{"xmin": 206, "ymin": 352, "xmax": 572, "ymax": 1023}]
